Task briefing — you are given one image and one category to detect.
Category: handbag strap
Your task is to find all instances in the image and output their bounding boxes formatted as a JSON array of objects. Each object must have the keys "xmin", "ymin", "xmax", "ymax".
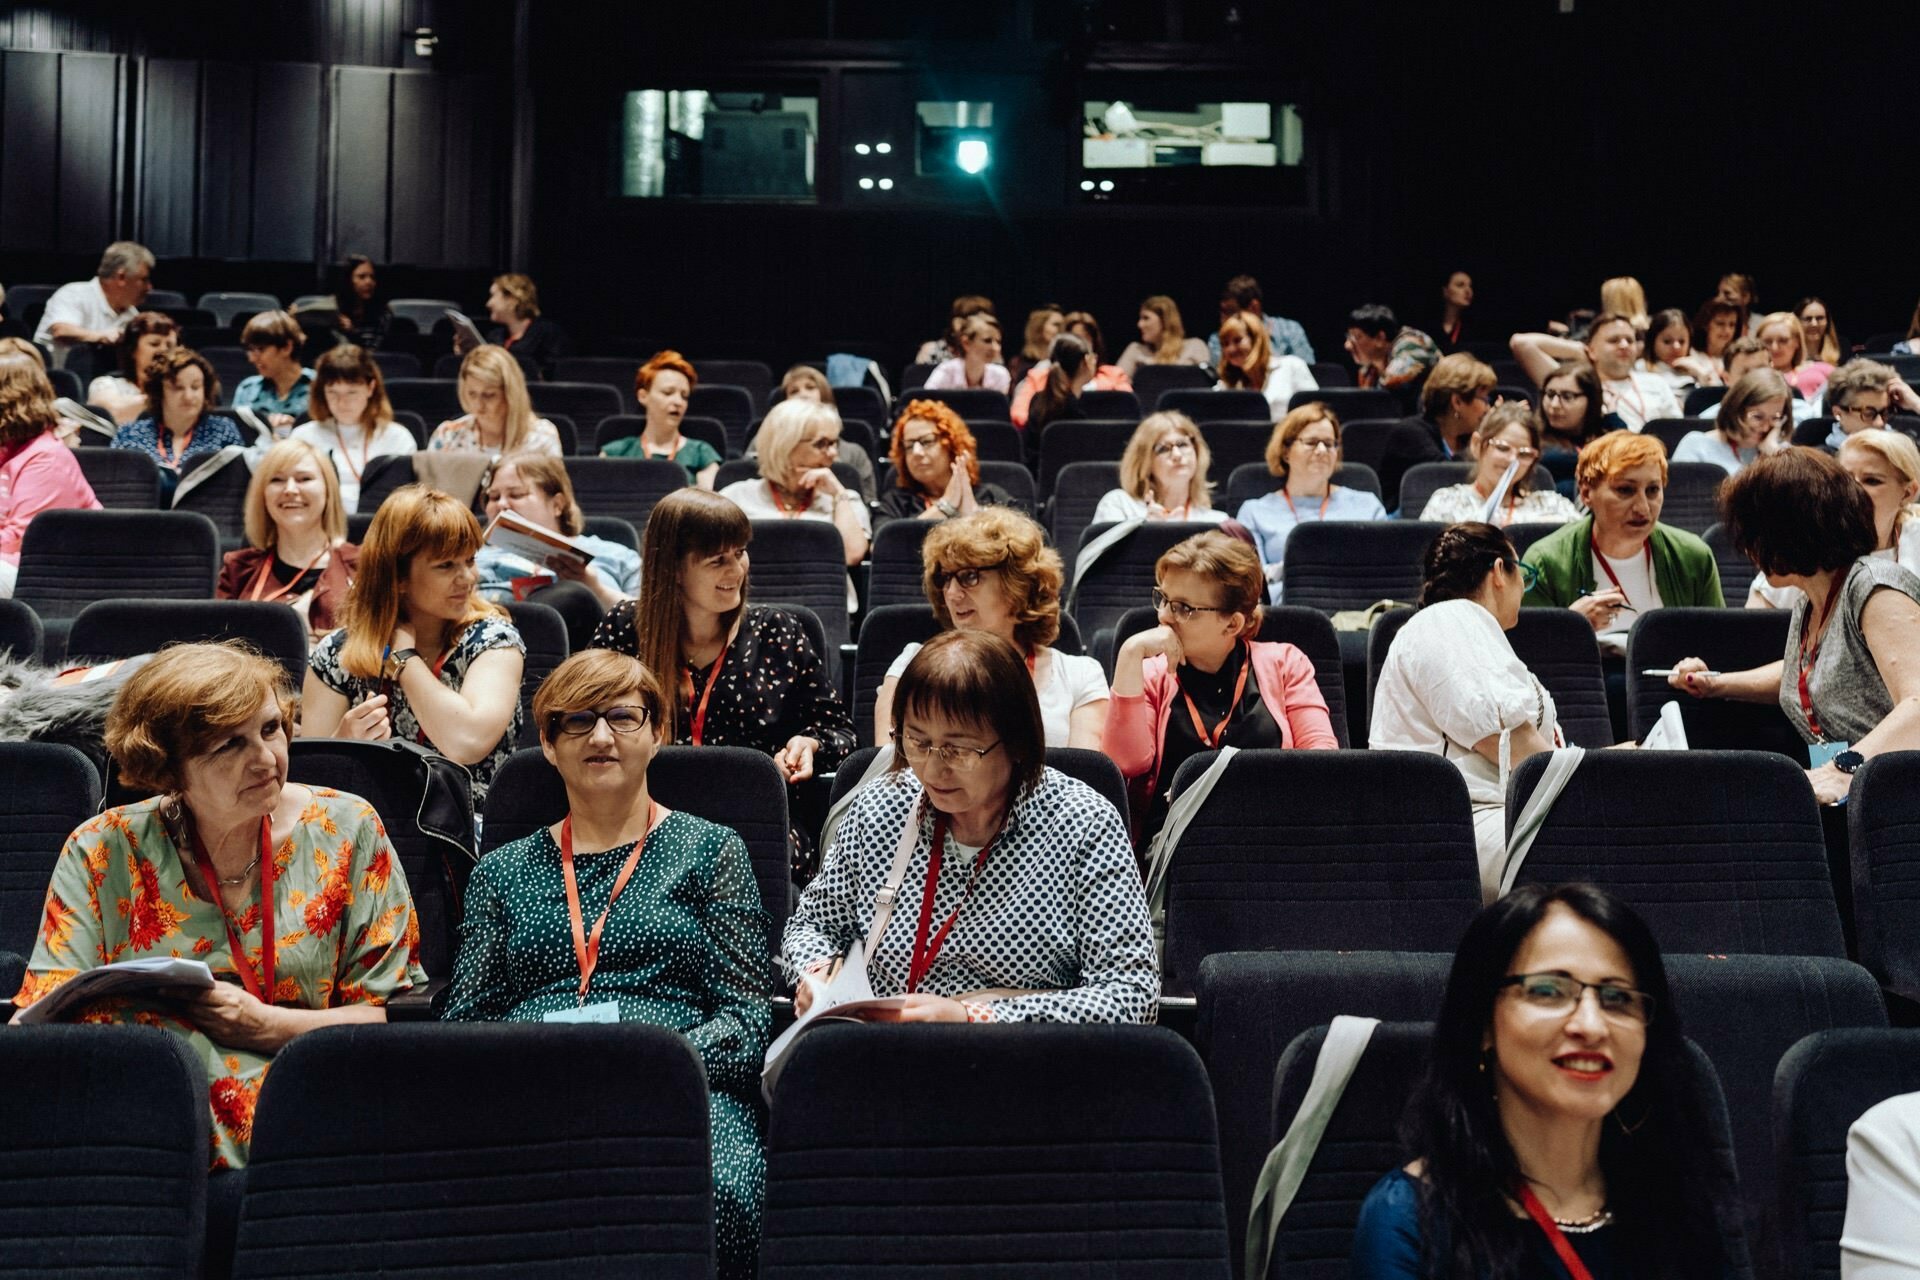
[
  {"xmin": 1245, "ymin": 1015, "xmax": 1381, "ymax": 1280},
  {"xmin": 1065, "ymin": 516, "xmax": 1145, "ymax": 613},
  {"xmin": 864, "ymin": 787, "xmax": 922, "ymax": 959},
  {"xmin": 1143, "ymin": 746, "xmax": 1239, "ymax": 920},
  {"xmin": 819, "ymin": 744, "xmax": 896, "ymax": 862},
  {"xmin": 1497, "ymin": 746, "xmax": 1586, "ymax": 899}
]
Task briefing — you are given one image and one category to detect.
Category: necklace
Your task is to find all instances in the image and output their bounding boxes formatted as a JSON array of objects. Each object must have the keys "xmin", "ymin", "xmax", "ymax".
[
  {"xmin": 217, "ymin": 852, "xmax": 264, "ymax": 886},
  {"xmin": 1552, "ymin": 1207, "xmax": 1614, "ymax": 1234}
]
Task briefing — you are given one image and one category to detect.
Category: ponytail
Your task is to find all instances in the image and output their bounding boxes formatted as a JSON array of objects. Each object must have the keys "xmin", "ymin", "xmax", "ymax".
[{"xmin": 1028, "ymin": 333, "xmax": 1091, "ymax": 434}]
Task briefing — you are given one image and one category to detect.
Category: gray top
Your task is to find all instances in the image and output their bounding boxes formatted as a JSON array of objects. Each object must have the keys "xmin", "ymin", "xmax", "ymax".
[{"xmin": 1781, "ymin": 555, "xmax": 1920, "ymax": 745}]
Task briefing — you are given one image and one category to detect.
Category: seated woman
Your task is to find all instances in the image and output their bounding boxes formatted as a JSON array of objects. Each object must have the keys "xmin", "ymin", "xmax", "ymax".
[
  {"xmin": 1218, "ymin": 309, "xmax": 1317, "ymax": 421},
  {"xmin": 477, "ymin": 452, "xmax": 639, "ymax": 650},
  {"xmin": 1350, "ymin": 883, "xmax": 1733, "ymax": 1277},
  {"xmin": 1116, "ymin": 294, "xmax": 1212, "ymax": 376},
  {"xmin": 451, "ymin": 273, "xmax": 570, "ymax": 372},
  {"xmin": 216, "ymin": 438, "xmax": 358, "ymax": 640},
  {"xmin": 1638, "ymin": 307, "xmax": 1719, "ymax": 405},
  {"xmin": 1093, "ymin": 411, "xmax": 1230, "ymax": 524},
  {"xmin": 1539, "ymin": 360, "xmax": 1605, "ymax": 459},
  {"xmin": 232, "ymin": 310, "xmax": 314, "ymax": 435},
  {"xmin": 428, "ymin": 343, "xmax": 563, "ymax": 458},
  {"xmin": 758, "ymin": 365, "xmax": 878, "ymax": 502},
  {"xmin": 590, "ymin": 489, "xmax": 854, "ymax": 784},
  {"xmin": 1010, "ymin": 304, "xmax": 1063, "ymax": 385},
  {"xmin": 1752, "ymin": 428, "xmax": 1920, "ymax": 607},
  {"xmin": 111, "ymin": 347, "xmax": 248, "ymax": 501},
  {"xmin": 877, "ymin": 398, "xmax": 1011, "ymax": 525},
  {"xmin": 1237, "ymin": 404, "xmax": 1390, "ymax": 602},
  {"xmin": 1669, "ymin": 449, "xmax": 1920, "ymax": 807},
  {"xmin": 718, "ymin": 397, "xmax": 869, "ymax": 570},
  {"xmin": 330, "ymin": 254, "xmax": 389, "ymax": 349},
  {"xmin": 1419, "ymin": 402, "xmax": 1580, "ymax": 526},
  {"xmin": 1106, "ymin": 531, "xmax": 1337, "ymax": 829},
  {"xmin": 923, "ymin": 312, "xmax": 1011, "ymax": 393},
  {"xmin": 0, "ymin": 352, "xmax": 100, "ymax": 598},
  {"xmin": 12, "ymin": 642, "xmax": 427, "ymax": 1170},
  {"xmin": 1692, "ymin": 298, "xmax": 1742, "ymax": 379},
  {"xmin": 1522, "ymin": 431, "xmax": 1722, "ymax": 655},
  {"xmin": 784, "ymin": 628, "xmax": 1156, "ymax": 1025},
  {"xmin": 598, "ymin": 349, "xmax": 720, "ymax": 487},
  {"xmin": 1670, "ymin": 368, "xmax": 1791, "ymax": 476},
  {"xmin": 1371, "ymin": 523, "xmax": 1565, "ymax": 896},
  {"xmin": 86, "ymin": 310, "xmax": 177, "ymax": 425},
  {"xmin": 913, "ymin": 293, "xmax": 995, "ymax": 367},
  {"xmin": 301, "ymin": 485, "xmax": 526, "ymax": 806},
  {"xmin": 1757, "ymin": 310, "xmax": 1833, "ymax": 402},
  {"xmin": 873, "ymin": 507, "xmax": 1108, "ymax": 749},
  {"xmin": 289, "ymin": 344, "xmax": 416, "ymax": 512},
  {"xmin": 441, "ymin": 649, "xmax": 769, "ymax": 1278},
  {"xmin": 1010, "ymin": 313, "xmax": 1133, "ymax": 427}
]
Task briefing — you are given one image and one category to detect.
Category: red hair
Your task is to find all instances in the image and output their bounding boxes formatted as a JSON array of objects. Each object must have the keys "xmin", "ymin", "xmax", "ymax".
[
  {"xmin": 889, "ymin": 400, "xmax": 982, "ymax": 492},
  {"xmin": 635, "ymin": 349, "xmax": 698, "ymax": 398}
]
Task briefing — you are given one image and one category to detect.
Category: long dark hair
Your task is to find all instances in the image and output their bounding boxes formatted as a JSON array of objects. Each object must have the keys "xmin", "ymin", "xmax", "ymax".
[
  {"xmin": 1028, "ymin": 333, "xmax": 1090, "ymax": 434},
  {"xmin": 1404, "ymin": 883, "xmax": 1723, "ymax": 1279},
  {"xmin": 328, "ymin": 254, "xmax": 386, "ymax": 329}
]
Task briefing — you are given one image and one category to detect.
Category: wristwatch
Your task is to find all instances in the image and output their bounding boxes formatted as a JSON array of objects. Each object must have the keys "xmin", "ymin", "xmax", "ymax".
[
  {"xmin": 1833, "ymin": 749, "xmax": 1865, "ymax": 774},
  {"xmin": 935, "ymin": 499, "xmax": 960, "ymax": 519},
  {"xmin": 387, "ymin": 647, "xmax": 420, "ymax": 678}
]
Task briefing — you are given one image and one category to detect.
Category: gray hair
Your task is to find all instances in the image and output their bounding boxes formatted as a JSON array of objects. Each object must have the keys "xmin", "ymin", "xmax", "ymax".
[
  {"xmin": 755, "ymin": 397, "xmax": 841, "ymax": 486},
  {"xmin": 1825, "ymin": 359, "xmax": 1896, "ymax": 411},
  {"xmin": 95, "ymin": 241, "xmax": 155, "ymax": 280}
]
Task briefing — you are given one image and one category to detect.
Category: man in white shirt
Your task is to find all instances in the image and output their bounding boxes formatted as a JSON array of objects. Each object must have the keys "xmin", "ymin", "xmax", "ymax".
[
  {"xmin": 34, "ymin": 241, "xmax": 155, "ymax": 367},
  {"xmin": 1584, "ymin": 311, "xmax": 1679, "ymax": 430}
]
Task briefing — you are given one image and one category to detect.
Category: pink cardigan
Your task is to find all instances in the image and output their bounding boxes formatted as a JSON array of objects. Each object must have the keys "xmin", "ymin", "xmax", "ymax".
[
  {"xmin": 1102, "ymin": 640, "xmax": 1339, "ymax": 799},
  {"xmin": 0, "ymin": 430, "xmax": 100, "ymax": 563}
]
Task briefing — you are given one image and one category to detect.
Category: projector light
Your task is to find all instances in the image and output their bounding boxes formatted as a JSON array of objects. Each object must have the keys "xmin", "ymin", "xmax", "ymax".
[
  {"xmin": 876, "ymin": 142, "xmax": 893, "ymax": 154},
  {"xmin": 858, "ymin": 177, "xmax": 875, "ymax": 190},
  {"xmin": 878, "ymin": 178, "xmax": 894, "ymax": 190},
  {"xmin": 855, "ymin": 143, "xmax": 871, "ymax": 155},
  {"xmin": 1098, "ymin": 179, "xmax": 1115, "ymax": 192},
  {"xmin": 1079, "ymin": 180, "xmax": 1095, "ymax": 192},
  {"xmin": 955, "ymin": 139, "xmax": 990, "ymax": 175}
]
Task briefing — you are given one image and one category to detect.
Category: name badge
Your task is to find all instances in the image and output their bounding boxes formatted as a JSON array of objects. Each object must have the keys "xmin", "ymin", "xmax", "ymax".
[{"xmin": 542, "ymin": 1001, "xmax": 620, "ymax": 1024}]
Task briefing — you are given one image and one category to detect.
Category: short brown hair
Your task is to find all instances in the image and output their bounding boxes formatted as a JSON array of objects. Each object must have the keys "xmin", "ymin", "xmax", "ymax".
[
  {"xmin": 1157, "ymin": 531, "xmax": 1265, "ymax": 632},
  {"xmin": 1714, "ymin": 368, "xmax": 1793, "ymax": 441},
  {"xmin": 1825, "ymin": 359, "xmax": 1897, "ymax": 412},
  {"xmin": 636, "ymin": 349, "xmax": 698, "ymax": 399},
  {"xmin": 1265, "ymin": 403, "xmax": 1342, "ymax": 480},
  {"xmin": 491, "ymin": 273, "xmax": 540, "ymax": 320},
  {"xmin": 1575, "ymin": 430, "xmax": 1667, "ymax": 496},
  {"xmin": 920, "ymin": 507, "xmax": 1062, "ymax": 651},
  {"xmin": 117, "ymin": 311, "xmax": 178, "ymax": 379},
  {"xmin": 780, "ymin": 364, "xmax": 836, "ymax": 406},
  {"xmin": 141, "ymin": 347, "xmax": 221, "ymax": 415},
  {"xmin": 0, "ymin": 351, "xmax": 57, "ymax": 448},
  {"xmin": 890, "ymin": 400, "xmax": 980, "ymax": 492},
  {"xmin": 241, "ymin": 309, "xmax": 301, "ymax": 351},
  {"xmin": 533, "ymin": 649, "xmax": 666, "ymax": 746},
  {"xmin": 889, "ymin": 629, "xmax": 1046, "ymax": 797},
  {"xmin": 1721, "ymin": 448, "xmax": 1876, "ymax": 578},
  {"xmin": 106, "ymin": 642, "xmax": 292, "ymax": 793},
  {"xmin": 311, "ymin": 343, "xmax": 394, "ymax": 430},
  {"xmin": 1419, "ymin": 352, "xmax": 1497, "ymax": 420}
]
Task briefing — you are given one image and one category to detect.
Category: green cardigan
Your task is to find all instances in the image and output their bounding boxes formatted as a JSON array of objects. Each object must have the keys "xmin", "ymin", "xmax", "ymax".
[{"xmin": 1521, "ymin": 514, "xmax": 1724, "ymax": 609}]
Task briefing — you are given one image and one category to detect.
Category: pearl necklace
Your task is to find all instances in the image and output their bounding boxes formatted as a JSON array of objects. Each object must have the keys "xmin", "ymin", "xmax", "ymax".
[{"xmin": 1552, "ymin": 1207, "xmax": 1614, "ymax": 1234}]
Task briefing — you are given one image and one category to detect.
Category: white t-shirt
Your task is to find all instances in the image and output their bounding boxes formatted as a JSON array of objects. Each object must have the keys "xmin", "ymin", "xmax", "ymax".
[
  {"xmin": 36, "ymin": 279, "xmax": 137, "ymax": 366},
  {"xmin": 291, "ymin": 420, "xmax": 418, "ymax": 513},
  {"xmin": 1090, "ymin": 489, "xmax": 1230, "ymax": 525},
  {"xmin": 1220, "ymin": 355, "xmax": 1318, "ymax": 421},
  {"xmin": 886, "ymin": 641, "xmax": 1108, "ymax": 747},
  {"xmin": 1593, "ymin": 546, "xmax": 1663, "ymax": 652},
  {"xmin": 1600, "ymin": 370, "xmax": 1681, "ymax": 430},
  {"xmin": 1670, "ymin": 430, "xmax": 1757, "ymax": 475}
]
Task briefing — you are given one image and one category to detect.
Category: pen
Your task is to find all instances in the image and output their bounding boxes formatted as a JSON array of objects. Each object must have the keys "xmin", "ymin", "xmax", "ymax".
[{"xmin": 1640, "ymin": 668, "xmax": 1721, "ymax": 678}]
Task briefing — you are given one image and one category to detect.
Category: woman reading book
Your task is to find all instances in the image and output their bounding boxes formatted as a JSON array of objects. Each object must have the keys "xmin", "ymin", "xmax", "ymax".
[{"xmin": 476, "ymin": 452, "xmax": 638, "ymax": 650}]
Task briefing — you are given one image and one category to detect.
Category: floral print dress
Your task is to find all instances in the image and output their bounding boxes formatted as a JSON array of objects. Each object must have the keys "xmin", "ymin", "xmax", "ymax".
[{"xmin": 13, "ymin": 787, "xmax": 429, "ymax": 1168}]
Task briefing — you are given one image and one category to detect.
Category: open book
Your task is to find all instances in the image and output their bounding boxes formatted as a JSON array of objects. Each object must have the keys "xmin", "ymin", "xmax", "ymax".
[
  {"xmin": 54, "ymin": 397, "xmax": 118, "ymax": 441},
  {"xmin": 761, "ymin": 936, "xmax": 907, "ymax": 1100},
  {"xmin": 444, "ymin": 309, "xmax": 488, "ymax": 350},
  {"xmin": 10, "ymin": 956, "xmax": 214, "ymax": 1025},
  {"xmin": 1638, "ymin": 700, "xmax": 1690, "ymax": 750},
  {"xmin": 484, "ymin": 508, "xmax": 596, "ymax": 572}
]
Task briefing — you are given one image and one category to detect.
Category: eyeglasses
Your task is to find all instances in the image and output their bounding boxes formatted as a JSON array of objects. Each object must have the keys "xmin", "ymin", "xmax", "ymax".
[
  {"xmin": 1541, "ymin": 389, "xmax": 1588, "ymax": 403},
  {"xmin": 897, "ymin": 733, "xmax": 1003, "ymax": 773},
  {"xmin": 1499, "ymin": 973, "xmax": 1654, "ymax": 1026},
  {"xmin": 1152, "ymin": 586, "xmax": 1229, "ymax": 621},
  {"xmin": 1515, "ymin": 560, "xmax": 1541, "ymax": 592},
  {"xmin": 932, "ymin": 564, "xmax": 1002, "ymax": 592},
  {"xmin": 1742, "ymin": 411, "xmax": 1791, "ymax": 429},
  {"xmin": 1153, "ymin": 439, "xmax": 1197, "ymax": 457},
  {"xmin": 1293, "ymin": 438, "xmax": 1339, "ymax": 454},
  {"xmin": 1486, "ymin": 441, "xmax": 1540, "ymax": 461},
  {"xmin": 902, "ymin": 436, "xmax": 943, "ymax": 454},
  {"xmin": 547, "ymin": 705, "xmax": 651, "ymax": 738},
  {"xmin": 1837, "ymin": 403, "xmax": 1891, "ymax": 423}
]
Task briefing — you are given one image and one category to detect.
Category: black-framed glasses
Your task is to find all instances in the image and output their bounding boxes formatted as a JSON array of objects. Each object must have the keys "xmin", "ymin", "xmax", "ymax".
[
  {"xmin": 896, "ymin": 732, "xmax": 1003, "ymax": 773},
  {"xmin": 932, "ymin": 563, "xmax": 1003, "ymax": 592},
  {"xmin": 806, "ymin": 435, "xmax": 842, "ymax": 451},
  {"xmin": 1153, "ymin": 438, "xmax": 1197, "ymax": 457},
  {"xmin": 1499, "ymin": 973, "xmax": 1654, "ymax": 1025},
  {"xmin": 547, "ymin": 705, "xmax": 651, "ymax": 739},
  {"xmin": 901, "ymin": 435, "xmax": 944, "ymax": 454},
  {"xmin": 1837, "ymin": 402, "xmax": 1891, "ymax": 423},
  {"xmin": 1152, "ymin": 586, "xmax": 1228, "ymax": 621},
  {"xmin": 1541, "ymin": 389, "xmax": 1588, "ymax": 402}
]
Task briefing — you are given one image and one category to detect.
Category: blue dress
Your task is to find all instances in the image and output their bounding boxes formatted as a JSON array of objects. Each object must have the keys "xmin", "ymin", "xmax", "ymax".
[
  {"xmin": 1351, "ymin": 1169, "xmax": 1623, "ymax": 1278},
  {"xmin": 1235, "ymin": 485, "xmax": 1391, "ymax": 603},
  {"xmin": 112, "ymin": 413, "xmax": 250, "ymax": 500}
]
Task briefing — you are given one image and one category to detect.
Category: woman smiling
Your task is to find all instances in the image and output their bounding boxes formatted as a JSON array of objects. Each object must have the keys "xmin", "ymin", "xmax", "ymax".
[
  {"xmin": 1236, "ymin": 404, "xmax": 1389, "ymax": 601},
  {"xmin": 1093, "ymin": 412, "xmax": 1229, "ymax": 524},
  {"xmin": 216, "ymin": 438, "xmax": 358, "ymax": 639}
]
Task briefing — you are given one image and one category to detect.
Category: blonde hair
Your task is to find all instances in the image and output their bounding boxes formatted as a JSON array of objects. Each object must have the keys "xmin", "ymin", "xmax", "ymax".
[
  {"xmin": 1139, "ymin": 295, "xmax": 1189, "ymax": 363},
  {"xmin": 1265, "ymin": 403, "xmax": 1342, "ymax": 481},
  {"xmin": 491, "ymin": 273, "xmax": 540, "ymax": 320},
  {"xmin": 920, "ymin": 507, "xmax": 1062, "ymax": 651},
  {"xmin": 755, "ymin": 397, "xmax": 840, "ymax": 488},
  {"xmin": 457, "ymin": 345, "xmax": 539, "ymax": 454},
  {"xmin": 1119, "ymin": 411, "xmax": 1213, "ymax": 511},
  {"xmin": 1575, "ymin": 430, "xmax": 1668, "ymax": 496},
  {"xmin": 105, "ymin": 642, "xmax": 291, "ymax": 794},
  {"xmin": 0, "ymin": 351, "xmax": 57, "ymax": 448},
  {"xmin": 1156, "ymin": 531, "xmax": 1265, "ymax": 632},
  {"xmin": 779, "ymin": 364, "xmax": 834, "ymax": 405},
  {"xmin": 337, "ymin": 485, "xmax": 503, "ymax": 678},
  {"xmin": 1839, "ymin": 428, "xmax": 1920, "ymax": 533},
  {"xmin": 244, "ymin": 438, "xmax": 348, "ymax": 550},
  {"xmin": 490, "ymin": 452, "xmax": 583, "ymax": 537},
  {"xmin": 1599, "ymin": 277, "xmax": 1648, "ymax": 324},
  {"xmin": 1022, "ymin": 306, "xmax": 1063, "ymax": 361},
  {"xmin": 1755, "ymin": 311, "xmax": 1807, "ymax": 370},
  {"xmin": 1218, "ymin": 311, "xmax": 1271, "ymax": 391}
]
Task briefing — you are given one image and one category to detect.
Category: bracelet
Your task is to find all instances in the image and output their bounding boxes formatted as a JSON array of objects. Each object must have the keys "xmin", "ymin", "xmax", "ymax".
[{"xmin": 834, "ymin": 490, "xmax": 858, "ymax": 504}]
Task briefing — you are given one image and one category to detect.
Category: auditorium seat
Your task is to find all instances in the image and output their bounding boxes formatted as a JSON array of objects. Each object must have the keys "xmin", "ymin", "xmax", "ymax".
[
  {"xmin": 912, "ymin": 386, "xmax": 1011, "ymax": 422},
  {"xmin": 1047, "ymin": 461, "xmax": 1119, "ymax": 578},
  {"xmin": 1160, "ymin": 751, "xmax": 1479, "ymax": 997},
  {"xmin": 1286, "ymin": 387, "xmax": 1400, "ymax": 420},
  {"xmin": 581, "ymin": 513, "xmax": 638, "ymax": 549},
  {"xmin": 761, "ymin": 1023, "xmax": 1232, "ymax": 1278},
  {"xmin": 594, "ymin": 412, "xmax": 730, "ymax": 459},
  {"xmin": 1070, "ymin": 520, "xmax": 1223, "ymax": 653},
  {"xmin": 777, "ymin": 383, "xmax": 892, "ymax": 435},
  {"xmin": 1036, "ymin": 419, "xmax": 1139, "ymax": 495},
  {"xmin": 383, "ymin": 377, "xmax": 464, "ymax": 422},
  {"xmin": 434, "ymin": 348, "xmax": 542, "ymax": 382},
  {"xmin": 850, "ymin": 605, "xmax": 1086, "ymax": 746},
  {"xmin": 687, "ymin": 385, "xmax": 758, "ymax": 456},
  {"xmin": 0, "ymin": 597, "xmax": 43, "ymax": 660},
  {"xmin": 500, "ymin": 600, "xmax": 568, "ymax": 748},
  {"xmin": 172, "ymin": 452, "xmax": 253, "ymax": 550},
  {"xmin": 866, "ymin": 518, "xmax": 937, "ymax": 611},
  {"xmin": 744, "ymin": 520, "xmax": 852, "ymax": 672},
  {"xmin": 559, "ymin": 456, "xmax": 687, "ymax": 534},
  {"xmin": 1196, "ymin": 419, "xmax": 1279, "ymax": 483},
  {"xmin": 485, "ymin": 744, "xmax": 796, "ymax": 961},
  {"xmin": 1160, "ymin": 388, "xmax": 1270, "ymax": 422},
  {"xmin": 1663, "ymin": 460, "xmax": 1729, "ymax": 535},
  {"xmin": 0, "ymin": 742, "xmax": 101, "ymax": 994},
  {"xmin": 1848, "ymin": 752, "xmax": 1920, "ymax": 1013},
  {"xmin": 1308, "ymin": 361, "xmax": 1352, "ymax": 388},
  {"xmin": 1281, "ymin": 520, "xmax": 1445, "ymax": 681},
  {"xmin": 1078, "ymin": 387, "xmax": 1141, "ymax": 420},
  {"xmin": 0, "ymin": 1024, "xmax": 209, "ymax": 1279},
  {"xmin": 1623, "ymin": 608, "xmax": 1805, "ymax": 760},
  {"xmin": 1106, "ymin": 604, "xmax": 1350, "ymax": 746},
  {"xmin": 1643, "ymin": 416, "xmax": 1698, "ymax": 458},
  {"xmin": 1705, "ymin": 522, "xmax": 1759, "ymax": 604},
  {"xmin": 1686, "ymin": 384, "xmax": 1730, "ymax": 415},
  {"xmin": 46, "ymin": 366, "xmax": 82, "ymax": 402},
  {"xmin": 15, "ymin": 509, "xmax": 222, "ymax": 660},
  {"xmin": 73, "ymin": 446, "xmax": 163, "ymax": 508},
  {"xmin": 355, "ymin": 452, "xmax": 417, "ymax": 513},
  {"xmin": 1492, "ymin": 382, "xmax": 1537, "ymax": 407},
  {"xmin": 1774, "ymin": 1028, "xmax": 1920, "ymax": 1280},
  {"xmin": 196, "ymin": 290, "xmax": 280, "ymax": 327},
  {"xmin": 1225, "ymin": 461, "xmax": 1382, "ymax": 511},
  {"xmin": 1131, "ymin": 362, "xmax": 1215, "ymax": 410},
  {"xmin": 66, "ymin": 599, "xmax": 308, "ymax": 685},
  {"xmin": 692, "ymin": 358, "xmax": 774, "ymax": 405},
  {"xmin": 369, "ymin": 350, "xmax": 420, "ymax": 381},
  {"xmin": 1195, "ymin": 951, "xmax": 1451, "ymax": 1269},
  {"xmin": 383, "ymin": 297, "xmax": 461, "ymax": 331},
  {"xmin": 528, "ymin": 381, "xmax": 623, "ymax": 445},
  {"xmin": 200, "ymin": 345, "xmax": 253, "ymax": 399},
  {"xmin": 1394, "ymin": 460, "xmax": 1557, "ymax": 520},
  {"xmin": 233, "ymin": 1024, "xmax": 715, "ymax": 1279},
  {"xmin": 1505, "ymin": 749, "xmax": 1845, "ymax": 956},
  {"xmin": 551, "ymin": 355, "xmax": 641, "ymax": 401},
  {"xmin": 390, "ymin": 408, "xmax": 428, "ymax": 448}
]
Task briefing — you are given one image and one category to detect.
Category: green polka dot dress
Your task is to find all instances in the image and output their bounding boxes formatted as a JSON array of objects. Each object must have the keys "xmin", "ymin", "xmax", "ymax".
[{"xmin": 440, "ymin": 809, "xmax": 771, "ymax": 1277}]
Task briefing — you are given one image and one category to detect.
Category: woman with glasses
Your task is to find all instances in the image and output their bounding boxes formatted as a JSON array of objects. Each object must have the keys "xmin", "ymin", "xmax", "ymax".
[
  {"xmin": 785, "ymin": 628, "xmax": 1156, "ymax": 1026},
  {"xmin": 1106, "ymin": 531, "xmax": 1336, "ymax": 830},
  {"xmin": 1756, "ymin": 310, "xmax": 1833, "ymax": 402},
  {"xmin": 1236, "ymin": 404, "xmax": 1389, "ymax": 602},
  {"xmin": 1372, "ymin": 523, "xmax": 1565, "ymax": 895},
  {"xmin": 591, "ymin": 489, "xmax": 854, "ymax": 784},
  {"xmin": 872, "ymin": 507, "xmax": 1107, "ymax": 749},
  {"xmin": 1539, "ymin": 361, "xmax": 1605, "ymax": 457},
  {"xmin": 1419, "ymin": 403, "xmax": 1580, "ymax": 526},
  {"xmin": 719, "ymin": 397, "xmax": 869, "ymax": 568},
  {"xmin": 1670, "ymin": 369, "xmax": 1792, "ymax": 475},
  {"xmin": 1092, "ymin": 411, "xmax": 1230, "ymax": 524},
  {"xmin": 1351, "ymin": 883, "xmax": 1735, "ymax": 1277},
  {"xmin": 876, "ymin": 399, "xmax": 1012, "ymax": 525},
  {"xmin": 441, "ymin": 649, "xmax": 771, "ymax": 1280}
]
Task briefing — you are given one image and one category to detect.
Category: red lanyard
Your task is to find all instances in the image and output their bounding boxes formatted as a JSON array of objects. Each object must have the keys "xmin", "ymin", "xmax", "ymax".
[
  {"xmin": 558, "ymin": 805, "xmax": 661, "ymax": 1005},
  {"xmin": 246, "ymin": 545, "xmax": 329, "ymax": 604},
  {"xmin": 1797, "ymin": 585, "xmax": 1842, "ymax": 741},
  {"xmin": 1590, "ymin": 532, "xmax": 1652, "ymax": 610},
  {"xmin": 328, "ymin": 422, "xmax": 372, "ymax": 481},
  {"xmin": 1605, "ymin": 377, "xmax": 1646, "ymax": 425},
  {"xmin": 1282, "ymin": 489, "xmax": 1331, "ymax": 521},
  {"xmin": 155, "ymin": 424, "xmax": 194, "ymax": 469},
  {"xmin": 768, "ymin": 481, "xmax": 810, "ymax": 517},
  {"xmin": 683, "ymin": 618, "xmax": 740, "ymax": 745},
  {"xmin": 187, "ymin": 817, "xmax": 276, "ymax": 1003},
  {"xmin": 905, "ymin": 811, "xmax": 1001, "ymax": 994},
  {"xmin": 1517, "ymin": 1185, "xmax": 1598, "ymax": 1280},
  {"xmin": 1181, "ymin": 643, "xmax": 1252, "ymax": 747}
]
